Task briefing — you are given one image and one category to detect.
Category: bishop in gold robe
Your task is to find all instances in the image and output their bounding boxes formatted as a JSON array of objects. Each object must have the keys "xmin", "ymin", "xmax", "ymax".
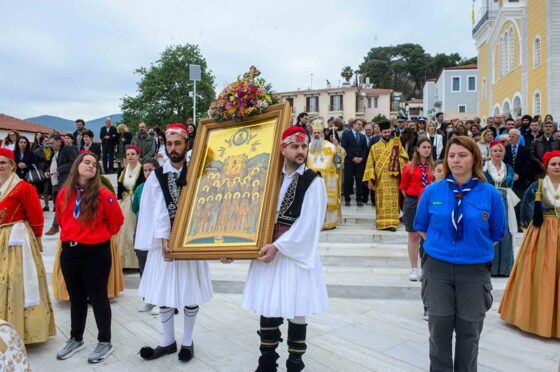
[
  {"xmin": 363, "ymin": 121, "xmax": 408, "ymax": 231},
  {"xmin": 307, "ymin": 119, "xmax": 341, "ymax": 229}
]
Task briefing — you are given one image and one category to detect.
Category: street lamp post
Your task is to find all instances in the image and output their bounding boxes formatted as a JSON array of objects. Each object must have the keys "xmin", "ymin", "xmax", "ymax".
[{"xmin": 189, "ymin": 64, "xmax": 201, "ymax": 125}]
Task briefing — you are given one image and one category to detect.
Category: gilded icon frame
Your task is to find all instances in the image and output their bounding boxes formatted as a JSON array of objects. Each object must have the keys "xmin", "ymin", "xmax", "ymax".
[{"xmin": 168, "ymin": 103, "xmax": 291, "ymax": 260}]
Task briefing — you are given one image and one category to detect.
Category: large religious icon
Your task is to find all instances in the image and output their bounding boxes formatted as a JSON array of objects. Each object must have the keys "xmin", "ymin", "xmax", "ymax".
[{"xmin": 168, "ymin": 103, "xmax": 291, "ymax": 259}]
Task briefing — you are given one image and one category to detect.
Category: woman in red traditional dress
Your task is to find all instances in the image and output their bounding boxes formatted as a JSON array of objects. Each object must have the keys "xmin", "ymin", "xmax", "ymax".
[{"xmin": 0, "ymin": 148, "xmax": 56, "ymax": 344}]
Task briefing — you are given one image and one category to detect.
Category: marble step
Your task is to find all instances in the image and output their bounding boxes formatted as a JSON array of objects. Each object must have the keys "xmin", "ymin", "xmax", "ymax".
[
  {"xmin": 318, "ymin": 243, "xmax": 409, "ymax": 267},
  {"xmin": 320, "ymin": 226, "xmax": 525, "ymax": 247},
  {"xmin": 136, "ymin": 262, "xmax": 507, "ymax": 301}
]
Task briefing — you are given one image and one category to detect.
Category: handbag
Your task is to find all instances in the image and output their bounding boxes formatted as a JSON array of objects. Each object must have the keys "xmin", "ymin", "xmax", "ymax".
[{"xmin": 25, "ymin": 164, "xmax": 45, "ymax": 184}]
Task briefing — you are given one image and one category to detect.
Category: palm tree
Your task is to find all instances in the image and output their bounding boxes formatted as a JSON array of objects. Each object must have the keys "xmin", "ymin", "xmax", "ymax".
[{"xmin": 341, "ymin": 66, "xmax": 353, "ymax": 82}]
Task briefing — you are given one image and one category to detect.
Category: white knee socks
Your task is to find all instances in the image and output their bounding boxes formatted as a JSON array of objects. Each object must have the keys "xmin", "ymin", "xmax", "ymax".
[
  {"xmin": 159, "ymin": 307, "xmax": 175, "ymax": 347},
  {"xmin": 182, "ymin": 305, "xmax": 199, "ymax": 347}
]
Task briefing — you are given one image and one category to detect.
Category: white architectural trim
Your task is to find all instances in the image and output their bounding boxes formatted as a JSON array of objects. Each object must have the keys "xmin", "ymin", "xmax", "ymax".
[
  {"xmin": 493, "ymin": 104, "xmax": 501, "ymax": 116},
  {"xmin": 533, "ymin": 90, "xmax": 543, "ymax": 116},
  {"xmin": 512, "ymin": 92, "xmax": 523, "ymax": 116},
  {"xmin": 533, "ymin": 34, "xmax": 542, "ymax": 69},
  {"xmin": 502, "ymin": 97, "xmax": 512, "ymax": 115},
  {"xmin": 547, "ymin": 0, "xmax": 560, "ymax": 121},
  {"xmin": 521, "ymin": 5, "xmax": 529, "ymax": 115}
]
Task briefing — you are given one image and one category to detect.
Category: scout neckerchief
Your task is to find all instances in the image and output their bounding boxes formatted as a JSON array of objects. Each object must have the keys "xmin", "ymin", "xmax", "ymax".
[
  {"xmin": 446, "ymin": 175, "xmax": 479, "ymax": 242},
  {"xmin": 73, "ymin": 185, "xmax": 86, "ymax": 219},
  {"xmin": 418, "ymin": 163, "xmax": 428, "ymax": 187}
]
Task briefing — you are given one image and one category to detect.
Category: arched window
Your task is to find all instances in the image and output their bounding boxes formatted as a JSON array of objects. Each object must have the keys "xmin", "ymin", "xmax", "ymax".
[
  {"xmin": 534, "ymin": 37, "xmax": 542, "ymax": 68},
  {"xmin": 504, "ymin": 30, "xmax": 510, "ymax": 74},
  {"xmin": 534, "ymin": 92, "xmax": 542, "ymax": 115},
  {"xmin": 509, "ymin": 26, "xmax": 514, "ymax": 71},
  {"xmin": 499, "ymin": 36, "xmax": 505, "ymax": 78}
]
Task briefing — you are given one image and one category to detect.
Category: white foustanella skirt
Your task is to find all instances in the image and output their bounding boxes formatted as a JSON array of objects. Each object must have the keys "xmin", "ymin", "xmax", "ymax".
[
  {"xmin": 139, "ymin": 246, "xmax": 213, "ymax": 308},
  {"xmin": 242, "ymin": 252, "xmax": 329, "ymax": 319}
]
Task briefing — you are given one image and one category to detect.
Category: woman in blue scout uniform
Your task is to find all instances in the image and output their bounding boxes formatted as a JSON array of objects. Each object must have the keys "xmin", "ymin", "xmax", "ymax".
[{"xmin": 414, "ymin": 136, "xmax": 506, "ymax": 371}]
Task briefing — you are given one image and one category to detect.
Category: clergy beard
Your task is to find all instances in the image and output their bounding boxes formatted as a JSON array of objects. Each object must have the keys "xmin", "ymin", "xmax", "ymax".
[
  {"xmin": 309, "ymin": 136, "xmax": 324, "ymax": 155},
  {"xmin": 382, "ymin": 135, "xmax": 392, "ymax": 142}
]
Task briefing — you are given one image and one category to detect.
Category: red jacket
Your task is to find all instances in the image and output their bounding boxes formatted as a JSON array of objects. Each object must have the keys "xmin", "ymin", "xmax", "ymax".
[
  {"xmin": 56, "ymin": 186, "xmax": 124, "ymax": 244},
  {"xmin": 0, "ymin": 181, "xmax": 43, "ymax": 237},
  {"xmin": 399, "ymin": 162, "xmax": 433, "ymax": 199}
]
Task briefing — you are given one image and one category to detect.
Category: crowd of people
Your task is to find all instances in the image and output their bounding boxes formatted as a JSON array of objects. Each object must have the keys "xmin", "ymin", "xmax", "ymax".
[
  {"xmin": 293, "ymin": 110, "xmax": 559, "ymax": 369},
  {"xmin": 0, "ymin": 107, "xmax": 558, "ymax": 371}
]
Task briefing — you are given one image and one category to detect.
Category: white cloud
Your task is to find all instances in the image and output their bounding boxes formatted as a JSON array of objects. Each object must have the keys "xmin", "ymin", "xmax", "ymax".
[{"xmin": 0, "ymin": 0, "xmax": 476, "ymax": 120}]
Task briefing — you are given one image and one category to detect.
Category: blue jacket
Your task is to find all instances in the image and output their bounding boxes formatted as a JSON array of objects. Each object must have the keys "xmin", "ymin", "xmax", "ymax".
[{"xmin": 414, "ymin": 179, "xmax": 507, "ymax": 264}]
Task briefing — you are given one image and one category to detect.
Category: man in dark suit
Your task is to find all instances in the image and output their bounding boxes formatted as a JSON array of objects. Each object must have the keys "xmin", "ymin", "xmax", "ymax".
[
  {"xmin": 504, "ymin": 128, "xmax": 532, "ymax": 231},
  {"xmin": 362, "ymin": 123, "xmax": 378, "ymax": 205},
  {"xmin": 341, "ymin": 118, "xmax": 368, "ymax": 206},
  {"xmin": 99, "ymin": 117, "xmax": 118, "ymax": 174},
  {"xmin": 73, "ymin": 119, "xmax": 86, "ymax": 150},
  {"xmin": 530, "ymin": 120, "xmax": 560, "ymax": 178},
  {"xmin": 45, "ymin": 133, "xmax": 79, "ymax": 235}
]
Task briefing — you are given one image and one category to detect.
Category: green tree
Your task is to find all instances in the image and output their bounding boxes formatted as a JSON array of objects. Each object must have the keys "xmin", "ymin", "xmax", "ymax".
[
  {"xmin": 341, "ymin": 66, "xmax": 354, "ymax": 82},
  {"xmin": 357, "ymin": 44, "xmax": 473, "ymax": 100},
  {"xmin": 371, "ymin": 114, "xmax": 388, "ymax": 123},
  {"xmin": 121, "ymin": 44, "xmax": 216, "ymax": 131}
]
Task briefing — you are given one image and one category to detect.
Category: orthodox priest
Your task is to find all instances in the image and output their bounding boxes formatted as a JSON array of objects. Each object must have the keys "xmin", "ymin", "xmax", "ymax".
[
  {"xmin": 363, "ymin": 120, "xmax": 408, "ymax": 231},
  {"xmin": 134, "ymin": 123, "xmax": 213, "ymax": 363},
  {"xmin": 241, "ymin": 126, "xmax": 329, "ymax": 372},
  {"xmin": 306, "ymin": 119, "xmax": 341, "ymax": 229}
]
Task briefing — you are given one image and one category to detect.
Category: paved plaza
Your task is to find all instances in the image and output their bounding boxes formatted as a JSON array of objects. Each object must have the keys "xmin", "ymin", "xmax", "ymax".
[{"xmin": 25, "ymin": 207, "xmax": 560, "ymax": 371}]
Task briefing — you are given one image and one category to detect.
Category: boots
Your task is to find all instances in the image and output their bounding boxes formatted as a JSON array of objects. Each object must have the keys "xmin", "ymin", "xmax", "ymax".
[
  {"xmin": 286, "ymin": 321, "xmax": 307, "ymax": 372},
  {"xmin": 255, "ymin": 316, "xmax": 283, "ymax": 372}
]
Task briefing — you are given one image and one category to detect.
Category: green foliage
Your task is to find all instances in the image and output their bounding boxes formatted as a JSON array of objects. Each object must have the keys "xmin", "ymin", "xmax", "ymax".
[
  {"xmin": 341, "ymin": 66, "xmax": 354, "ymax": 82},
  {"xmin": 357, "ymin": 43, "xmax": 476, "ymax": 100},
  {"xmin": 371, "ymin": 114, "xmax": 388, "ymax": 123},
  {"xmin": 120, "ymin": 44, "xmax": 216, "ymax": 131}
]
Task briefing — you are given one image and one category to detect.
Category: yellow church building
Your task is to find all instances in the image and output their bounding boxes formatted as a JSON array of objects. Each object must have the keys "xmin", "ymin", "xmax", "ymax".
[{"xmin": 473, "ymin": 0, "xmax": 559, "ymax": 122}]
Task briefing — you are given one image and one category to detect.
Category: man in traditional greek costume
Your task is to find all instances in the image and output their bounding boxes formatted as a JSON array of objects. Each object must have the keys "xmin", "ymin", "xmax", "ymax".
[
  {"xmin": 135, "ymin": 123, "xmax": 213, "ymax": 363},
  {"xmin": 363, "ymin": 120, "xmax": 408, "ymax": 231},
  {"xmin": 306, "ymin": 119, "xmax": 341, "ymax": 230},
  {"xmin": 241, "ymin": 126, "xmax": 328, "ymax": 372}
]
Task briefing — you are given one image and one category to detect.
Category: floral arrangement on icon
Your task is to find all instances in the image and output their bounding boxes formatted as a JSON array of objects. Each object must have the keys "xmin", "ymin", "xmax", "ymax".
[{"xmin": 207, "ymin": 66, "xmax": 279, "ymax": 122}]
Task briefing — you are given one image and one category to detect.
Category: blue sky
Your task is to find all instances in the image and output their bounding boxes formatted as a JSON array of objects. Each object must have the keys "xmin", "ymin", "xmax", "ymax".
[{"xmin": 0, "ymin": 0, "xmax": 477, "ymax": 120}]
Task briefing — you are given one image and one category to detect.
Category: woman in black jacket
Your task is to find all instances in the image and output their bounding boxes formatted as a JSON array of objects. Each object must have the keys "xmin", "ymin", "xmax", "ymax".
[{"xmin": 14, "ymin": 136, "xmax": 38, "ymax": 180}]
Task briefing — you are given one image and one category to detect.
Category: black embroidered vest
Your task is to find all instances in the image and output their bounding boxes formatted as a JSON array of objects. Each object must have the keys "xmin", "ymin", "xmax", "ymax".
[
  {"xmin": 154, "ymin": 166, "xmax": 187, "ymax": 223},
  {"xmin": 276, "ymin": 169, "xmax": 318, "ymax": 226}
]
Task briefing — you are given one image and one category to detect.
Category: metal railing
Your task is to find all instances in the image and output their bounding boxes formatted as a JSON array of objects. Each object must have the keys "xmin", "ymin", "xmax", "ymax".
[{"xmin": 473, "ymin": 10, "xmax": 497, "ymax": 35}]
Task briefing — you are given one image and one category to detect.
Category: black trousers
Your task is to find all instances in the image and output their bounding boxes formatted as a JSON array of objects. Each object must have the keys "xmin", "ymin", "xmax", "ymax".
[
  {"xmin": 61, "ymin": 241, "xmax": 112, "ymax": 342},
  {"xmin": 51, "ymin": 184, "xmax": 60, "ymax": 228},
  {"xmin": 102, "ymin": 144, "xmax": 115, "ymax": 174},
  {"xmin": 135, "ymin": 249, "xmax": 148, "ymax": 277},
  {"xmin": 422, "ymin": 255, "xmax": 492, "ymax": 372},
  {"xmin": 343, "ymin": 163, "xmax": 365, "ymax": 202},
  {"xmin": 361, "ymin": 185, "xmax": 375, "ymax": 204}
]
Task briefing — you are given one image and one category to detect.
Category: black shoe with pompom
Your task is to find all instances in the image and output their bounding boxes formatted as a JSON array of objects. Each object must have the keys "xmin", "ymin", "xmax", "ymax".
[
  {"xmin": 139, "ymin": 342, "xmax": 177, "ymax": 360},
  {"xmin": 178, "ymin": 343, "xmax": 194, "ymax": 362}
]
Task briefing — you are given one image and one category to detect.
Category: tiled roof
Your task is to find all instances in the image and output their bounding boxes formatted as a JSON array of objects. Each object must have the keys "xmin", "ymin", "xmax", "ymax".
[
  {"xmin": 0, "ymin": 114, "xmax": 51, "ymax": 133},
  {"xmin": 360, "ymin": 89, "xmax": 394, "ymax": 95},
  {"xmin": 443, "ymin": 64, "xmax": 477, "ymax": 70}
]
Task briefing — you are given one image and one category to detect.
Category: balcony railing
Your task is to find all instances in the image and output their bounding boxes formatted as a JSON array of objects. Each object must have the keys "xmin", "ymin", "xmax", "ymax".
[
  {"xmin": 472, "ymin": 10, "xmax": 497, "ymax": 35},
  {"xmin": 305, "ymin": 106, "xmax": 318, "ymax": 113},
  {"xmin": 328, "ymin": 104, "xmax": 343, "ymax": 112}
]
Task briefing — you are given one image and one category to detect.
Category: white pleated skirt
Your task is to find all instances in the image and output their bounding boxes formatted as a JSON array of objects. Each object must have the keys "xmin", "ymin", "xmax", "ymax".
[
  {"xmin": 138, "ymin": 246, "xmax": 213, "ymax": 308},
  {"xmin": 242, "ymin": 252, "xmax": 329, "ymax": 319}
]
